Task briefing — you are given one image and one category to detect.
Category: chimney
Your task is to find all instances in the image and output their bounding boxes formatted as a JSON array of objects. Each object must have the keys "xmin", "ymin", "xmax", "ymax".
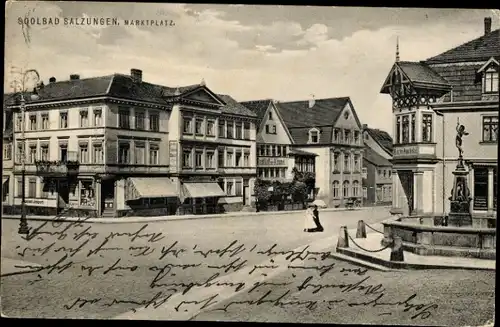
[
  {"xmin": 308, "ymin": 94, "xmax": 315, "ymax": 108},
  {"xmin": 484, "ymin": 17, "xmax": 492, "ymax": 35},
  {"xmin": 131, "ymin": 68, "xmax": 142, "ymax": 83},
  {"xmin": 49, "ymin": 77, "xmax": 56, "ymax": 83},
  {"xmin": 70, "ymin": 74, "xmax": 80, "ymax": 80},
  {"xmin": 362, "ymin": 124, "xmax": 368, "ymax": 130}
]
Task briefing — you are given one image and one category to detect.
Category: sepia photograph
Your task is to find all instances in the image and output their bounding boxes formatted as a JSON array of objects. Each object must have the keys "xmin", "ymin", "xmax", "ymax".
[{"xmin": 2, "ymin": 2, "xmax": 498, "ymax": 325}]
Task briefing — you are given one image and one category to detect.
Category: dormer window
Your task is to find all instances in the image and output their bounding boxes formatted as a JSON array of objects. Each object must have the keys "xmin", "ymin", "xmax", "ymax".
[
  {"xmin": 268, "ymin": 111, "xmax": 273, "ymax": 120},
  {"xmin": 309, "ymin": 128, "xmax": 320, "ymax": 144},
  {"xmin": 483, "ymin": 68, "xmax": 499, "ymax": 93}
]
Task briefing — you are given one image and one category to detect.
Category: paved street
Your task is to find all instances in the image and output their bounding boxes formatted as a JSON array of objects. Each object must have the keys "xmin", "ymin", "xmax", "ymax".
[{"xmin": 1, "ymin": 207, "xmax": 495, "ymax": 325}]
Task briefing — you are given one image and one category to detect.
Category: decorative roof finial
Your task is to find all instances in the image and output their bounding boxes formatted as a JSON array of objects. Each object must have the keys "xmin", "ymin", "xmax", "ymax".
[
  {"xmin": 396, "ymin": 36, "xmax": 400, "ymax": 62},
  {"xmin": 200, "ymin": 78, "xmax": 205, "ymax": 86},
  {"xmin": 174, "ymin": 86, "xmax": 180, "ymax": 96}
]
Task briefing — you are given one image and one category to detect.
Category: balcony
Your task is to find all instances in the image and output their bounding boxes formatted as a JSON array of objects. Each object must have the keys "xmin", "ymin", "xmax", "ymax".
[
  {"xmin": 34, "ymin": 160, "xmax": 80, "ymax": 177},
  {"xmin": 218, "ymin": 167, "xmax": 256, "ymax": 175},
  {"xmin": 392, "ymin": 143, "xmax": 437, "ymax": 164}
]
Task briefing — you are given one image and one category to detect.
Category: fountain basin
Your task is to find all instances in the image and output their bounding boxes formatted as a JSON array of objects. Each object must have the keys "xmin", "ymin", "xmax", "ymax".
[{"xmin": 382, "ymin": 216, "xmax": 496, "ymax": 260}]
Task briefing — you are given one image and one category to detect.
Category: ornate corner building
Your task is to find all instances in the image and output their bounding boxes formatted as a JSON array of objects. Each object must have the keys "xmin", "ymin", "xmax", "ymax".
[{"xmin": 380, "ymin": 18, "xmax": 498, "ymax": 222}]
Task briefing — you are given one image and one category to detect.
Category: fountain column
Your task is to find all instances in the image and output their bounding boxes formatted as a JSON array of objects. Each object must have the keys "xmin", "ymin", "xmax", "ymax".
[{"xmin": 448, "ymin": 157, "xmax": 472, "ymax": 227}]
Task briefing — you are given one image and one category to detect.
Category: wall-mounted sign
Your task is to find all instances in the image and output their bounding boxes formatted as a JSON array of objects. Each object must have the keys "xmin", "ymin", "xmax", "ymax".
[
  {"xmin": 258, "ymin": 157, "xmax": 287, "ymax": 166},
  {"xmin": 394, "ymin": 146, "xmax": 418, "ymax": 157},
  {"xmin": 14, "ymin": 198, "xmax": 57, "ymax": 207},
  {"xmin": 169, "ymin": 141, "xmax": 178, "ymax": 173}
]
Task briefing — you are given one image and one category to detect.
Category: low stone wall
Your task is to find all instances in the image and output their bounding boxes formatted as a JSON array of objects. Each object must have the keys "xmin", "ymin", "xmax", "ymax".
[{"xmin": 382, "ymin": 218, "xmax": 496, "ymax": 260}]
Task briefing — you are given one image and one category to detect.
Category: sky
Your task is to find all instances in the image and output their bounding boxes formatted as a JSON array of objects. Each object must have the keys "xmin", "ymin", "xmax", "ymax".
[{"xmin": 5, "ymin": 2, "xmax": 500, "ymax": 135}]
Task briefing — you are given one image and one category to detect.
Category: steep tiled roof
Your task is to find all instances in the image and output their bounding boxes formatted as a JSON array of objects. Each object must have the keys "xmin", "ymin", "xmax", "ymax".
[
  {"xmin": 364, "ymin": 146, "xmax": 392, "ymax": 167},
  {"xmin": 288, "ymin": 126, "xmax": 333, "ymax": 145},
  {"xmin": 288, "ymin": 149, "xmax": 318, "ymax": 156},
  {"xmin": 217, "ymin": 94, "xmax": 257, "ymax": 117},
  {"xmin": 276, "ymin": 97, "xmax": 350, "ymax": 128},
  {"xmin": 397, "ymin": 61, "xmax": 450, "ymax": 87},
  {"xmin": 240, "ymin": 99, "xmax": 272, "ymax": 124},
  {"xmin": 366, "ymin": 128, "xmax": 393, "ymax": 153},
  {"xmin": 425, "ymin": 29, "xmax": 500, "ymax": 64},
  {"xmin": 429, "ymin": 64, "xmax": 485, "ymax": 102}
]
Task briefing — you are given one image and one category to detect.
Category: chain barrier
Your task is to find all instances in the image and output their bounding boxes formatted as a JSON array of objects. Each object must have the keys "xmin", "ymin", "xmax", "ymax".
[
  {"xmin": 347, "ymin": 233, "xmax": 393, "ymax": 253},
  {"xmin": 365, "ymin": 222, "xmax": 384, "ymax": 234}
]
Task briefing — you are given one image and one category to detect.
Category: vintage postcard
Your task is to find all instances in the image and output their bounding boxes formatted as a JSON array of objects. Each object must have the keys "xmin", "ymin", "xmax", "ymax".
[{"xmin": 2, "ymin": 2, "xmax": 498, "ymax": 325}]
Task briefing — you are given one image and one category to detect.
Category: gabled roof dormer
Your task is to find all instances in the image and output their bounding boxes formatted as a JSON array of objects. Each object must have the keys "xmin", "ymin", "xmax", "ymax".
[
  {"xmin": 477, "ymin": 57, "xmax": 499, "ymax": 94},
  {"xmin": 180, "ymin": 84, "xmax": 227, "ymax": 108},
  {"xmin": 308, "ymin": 127, "xmax": 321, "ymax": 144}
]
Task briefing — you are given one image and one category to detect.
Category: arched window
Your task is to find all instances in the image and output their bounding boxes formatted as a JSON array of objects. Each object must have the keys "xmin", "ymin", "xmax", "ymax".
[
  {"xmin": 343, "ymin": 180, "xmax": 350, "ymax": 198},
  {"xmin": 352, "ymin": 180, "xmax": 360, "ymax": 197},
  {"xmin": 332, "ymin": 181, "xmax": 339, "ymax": 198},
  {"xmin": 308, "ymin": 128, "xmax": 320, "ymax": 144}
]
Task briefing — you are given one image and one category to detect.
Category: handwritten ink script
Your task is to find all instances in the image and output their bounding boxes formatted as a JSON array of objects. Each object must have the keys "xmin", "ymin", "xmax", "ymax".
[{"xmin": 4, "ymin": 217, "xmax": 438, "ymax": 321}]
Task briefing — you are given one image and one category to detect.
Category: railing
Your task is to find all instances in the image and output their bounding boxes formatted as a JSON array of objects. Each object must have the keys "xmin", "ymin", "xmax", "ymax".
[{"xmin": 34, "ymin": 159, "xmax": 80, "ymax": 177}]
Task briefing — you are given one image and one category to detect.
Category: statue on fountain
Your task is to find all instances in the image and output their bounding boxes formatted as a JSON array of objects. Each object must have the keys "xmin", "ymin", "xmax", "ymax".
[{"xmin": 448, "ymin": 118, "xmax": 472, "ymax": 227}]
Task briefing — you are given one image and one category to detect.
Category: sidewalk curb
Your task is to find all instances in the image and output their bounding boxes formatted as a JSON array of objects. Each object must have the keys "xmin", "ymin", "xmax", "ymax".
[
  {"xmin": 336, "ymin": 247, "xmax": 496, "ymax": 271},
  {"xmin": 1, "ymin": 206, "xmax": 389, "ymax": 224}
]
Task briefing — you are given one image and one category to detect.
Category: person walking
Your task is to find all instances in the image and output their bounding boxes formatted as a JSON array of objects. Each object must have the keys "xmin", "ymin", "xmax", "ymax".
[
  {"xmin": 312, "ymin": 205, "xmax": 324, "ymax": 232},
  {"xmin": 304, "ymin": 205, "xmax": 317, "ymax": 232}
]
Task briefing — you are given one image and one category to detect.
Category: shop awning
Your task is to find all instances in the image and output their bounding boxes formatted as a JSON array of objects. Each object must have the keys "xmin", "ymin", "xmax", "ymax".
[
  {"xmin": 2, "ymin": 176, "xmax": 9, "ymax": 184},
  {"xmin": 129, "ymin": 177, "xmax": 178, "ymax": 199},
  {"xmin": 182, "ymin": 182, "xmax": 226, "ymax": 198}
]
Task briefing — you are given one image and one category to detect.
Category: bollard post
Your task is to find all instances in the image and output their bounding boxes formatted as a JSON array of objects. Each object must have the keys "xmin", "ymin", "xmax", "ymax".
[
  {"xmin": 356, "ymin": 220, "xmax": 367, "ymax": 238},
  {"xmin": 336, "ymin": 226, "xmax": 349, "ymax": 249},
  {"xmin": 390, "ymin": 236, "xmax": 404, "ymax": 262}
]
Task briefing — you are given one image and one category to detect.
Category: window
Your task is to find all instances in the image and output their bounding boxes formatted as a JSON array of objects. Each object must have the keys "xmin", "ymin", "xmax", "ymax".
[
  {"xmin": 344, "ymin": 130, "xmax": 351, "ymax": 143},
  {"xmin": 195, "ymin": 119, "xmax": 204, "ymax": 135},
  {"xmin": 402, "ymin": 115, "xmax": 409, "ymax": 143},
  {"xmin": 119, "ymin": 109, "xmax": 130, "ymax": 129},
  {"xmin": 483, "ymin": 68, "xmax": 499, "ymax": 93},
  {"xmin": 40, "ymin": 144, "xmax": 49, "ymax": 161},
  {"xmin": 183, "ymin": 149, "xmax": 192, "ymax": 168},
  {"xmin": 218, "ymin": 120, "xmax": 225, "ymax": 138},
  {"xmin": 80, "ymin": 110, "xmax": 89, "ymax": 128},
  {"xmin": 343, "ymin": 154, "xmax": 350, "ymax": 172},
  {"xmin": 235, "ymin": 123, "xmax": 242, "ymax": 139},
  {"xmin": 354, "ymin": 155, "xmax": 360, "ymax": 172},
  {"xmin": 363, "ymin": 187, "xmax": 368, "ymax": 198},
  {"xmin": 29, "ymin": 114, "xmax": 37, "ymax": 131},
  {"xmin": 135, "ymin": 111, "xmax": 145, "ymax": 130},
  {"xmin": 243, "ymin": 122, "xmax": 250, "ymax": 139},
  {"xmin": 362, "ymin": 167, "xmax": 368, "ymax": 178},
  {"xmin": 235, "ymin": 180, "xmax": 243, "ymax": 196},
  {"xmin": 482, "ymin": 116, "xmax": 498, "ymax": 142},
  {"xmin": 79, "ymin": 144, "xmax": 89, "ymax": 164},
  {"xmin": 235, "ymin": 151, "xmax": 242, "ymax": 167},
  {"xmin": 396, "ymin": 116, "xmax": 401, "ymax": 144},
  {"xmin": 41, "ymin": 178, "xmax": 49, "ymax": 198},
  {"xmin": 133, "ymin": 144, "xmax": 145, "ymax": 164},
  {"xmin": 93, "ymin": 144, "xmax": 104, "ymax": 164},
  {"xmin": 389, "ymin": 170, "xmax": 392, "ymax": 178},
  {"xmin": 16, "ymin": 115, "xmax": 23, "ymax": 131},
  {"xmin": 206, "ymin": 152, "xmax": 214, "ymax": 168},
  {"xmin": 60, "ymin": 112, "xmax": 68, "ymax": 129},
  {"xmin": 183, "ymin": 116, "xmax": 193, "ymax": 134},
  {"xmin": 343, "ymin": 180, "xmax": 350, "ymax": 198},
  {"xmin": 41, "ymin": 113, "xmax": 49, "ymax": 130},
  {"xmin": 334, "ymin": 129, "xmax": 340, "ymax": 142},
  {"xmin": 268, "ymin": 111, "xmax": 273, "ymax": 120},
  {"xmin": 60, "ymin": 145, "xmax": 68, "ymax": 162},
  {"xmin": 149, "ymin": 112, "xmax": 159, "ymax": 132},
  {"xmin": 333, "ymin": 181, "xmax": 339, "ymax": 198},
  {"xmin": 17, "ymin": 178, "xmax": 22, "ymax": 197},
  {"xmin": 309, "ymin": 129, "xmax": 319, "ymax": 143},
  {"xmin": 227, "ymin": 121, "xmax": 234, "ymax": 139},
  {"xmin": 271, "ymin": 146, "xmax": 276, "ymax": 157},
  {"xmin": 354, "ymin": 131, "xmax": 360, "ymax": 144},
  {"xmin": 207, "ymin": 120, "xmax": 215, "ymax": 136},
  {"xmin": 29, "ymin": 145, "xmax": 37, "ymax": 163},
  {"xmin": 422, "ymin": 113, "xmax": 433, "ymax": 142},
  {"xmin": 383, "ymin": 170, "xmax": 387, "ymax": 178},
  {"xmin": 243, "ymin": 152, "xmax": 249, "ymax": 167},
  {"xmin": 226, "ymin": 181, "xmax": 234, "ymax": 195},
  {"xmin": 218, "ymin": 149, "xmax": 224, "ymax": 168},
  {"xmin": 333, "ymin": 153, "xmax": 340, "ymax": 171},
  {"xmin": 195, "ymin": 151, "xmax": 203, "ymax": 168},
  {"xmin": 353, "ymin": 180, "xmax": 360, "ymax": 197},
  {"xmin": 28, "ymin": 178, "xmax": 36, "ymax": 198},
  {"xmin": 16, "ymin": 144, "xmax": 23, "ymax": 163},
  {"xmin": 149, "ymin": 144, "xmax": 159, "ymax": 165},
  {"xmin": 218, "ymin": 179, "xmax": 225, "ymax": 192},
  {"xmin": 265, "ymin": 124, "xmax": 276, "ymax": 134},
  {"xmin": 226, "ymin": 150, "xmax": 234, "ymax": 167},
  {"xmin": 93, "ymin": 108, "xmax": 102, "ymax": 127},
  {"xmin": 411, "ymin": 113, "xmax": 415, "ymax": 143},
  {"xmin": 4, "ymin": 143, "xmax": 12, "ymax": 160},
  {"xmin": 118, "ymin": 143, "xmax": 130, "ymax": 164}
]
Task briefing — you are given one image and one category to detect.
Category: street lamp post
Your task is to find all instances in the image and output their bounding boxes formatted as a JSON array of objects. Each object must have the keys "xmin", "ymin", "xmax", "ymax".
[{"xmin": 12, "ymin": 68, "xmax": 40, "ymax": 235}]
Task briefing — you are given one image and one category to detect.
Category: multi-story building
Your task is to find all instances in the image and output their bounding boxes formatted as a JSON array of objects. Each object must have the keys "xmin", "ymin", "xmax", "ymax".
[
  {"xmin": 2, "ymin": 99, "xmax": 14, "ymax": 206},
  {"xmin": 3, "ymin": 69, "xmax": 258, "ymax": 217},
  {"xmin": 380, "ymin": 17, "xmax": 498, "ymax": 222},
  {"xmin": 243, "ymin": 97, "xmax": 364, "ymax": 206},
  {"xmin": 240, "ymin": 99, "xmax": 317, "ymax": 184},
  {"xmin": 362, "ymin": 126, "xmax": 393, "ymax": 205}
]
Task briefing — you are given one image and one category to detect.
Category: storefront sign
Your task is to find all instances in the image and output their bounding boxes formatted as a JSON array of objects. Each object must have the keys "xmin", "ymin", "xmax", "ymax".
[
  {"xmin": 258, "ymin": 157, "xmax": 287, "ymax": 166},
  {"xmin": 394, "ymin": 146, "xmax": 418, "ymax": 157},
  {"xmin": 14, "ymin": 198, "xmax": 57, "ymax": 207},
  {"xmin": 169, "ymin": 141, "xmax": 178, "ymax": 173}
]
